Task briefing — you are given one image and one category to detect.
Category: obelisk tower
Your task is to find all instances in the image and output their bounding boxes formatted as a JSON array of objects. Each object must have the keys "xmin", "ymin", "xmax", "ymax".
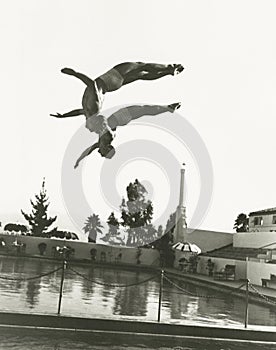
[{"xmin": 173, "ymin": 164, "xmax": 187, "ymax": 243}]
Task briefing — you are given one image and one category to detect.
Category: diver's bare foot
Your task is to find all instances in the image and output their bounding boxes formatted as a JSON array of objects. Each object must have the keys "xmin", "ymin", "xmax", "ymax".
[
  {"xmin": 173, "ymin": 64, "xmax": 184, "ymax": 75},
  {"xmin": 61, "ymin": 68, "xmax": 76, "ymax": 75},
  {"xmin": 168, "ymin": 102, "xmax": 181, "ymax": 112}
]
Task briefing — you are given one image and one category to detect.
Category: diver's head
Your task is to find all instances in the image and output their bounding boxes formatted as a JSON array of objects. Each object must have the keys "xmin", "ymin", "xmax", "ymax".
[{"xmin": 98, "ymin": 144, "xmax": 116, "ymax": 159}]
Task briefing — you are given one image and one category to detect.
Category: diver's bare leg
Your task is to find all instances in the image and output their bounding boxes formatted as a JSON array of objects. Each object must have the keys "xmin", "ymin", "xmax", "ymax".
[
  {"xmin": 107, "ymin": 103, "xmax": 181, "ymax": 129},
  {"xmin": 61, "ymin": 68, "xmax": 95, "ymax": 88},
  {"xmin": 50, "ymin": 109, "xmax": 84, "ymax": 118},
  {"xmin": 127, "ymin": 103, "xmax": 181, "ymax": 120},
  {"xmin": 122, "ymin": 63, "xmax": 184, "ymax": 85}
]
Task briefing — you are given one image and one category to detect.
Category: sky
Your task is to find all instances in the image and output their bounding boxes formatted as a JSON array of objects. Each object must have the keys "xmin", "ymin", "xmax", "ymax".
[{"xmin": 1, "ymin": 0, "xmax": 276, "ymax": 239}]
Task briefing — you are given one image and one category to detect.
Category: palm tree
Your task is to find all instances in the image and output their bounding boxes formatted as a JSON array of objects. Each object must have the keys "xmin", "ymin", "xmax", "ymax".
[
  {"xmin": 83, "ymin": 214, "xmax": 103, "ymax": 243},
  {"xmin": 233, "ymin": 213, "xmax": 249, "ymax": 232}
]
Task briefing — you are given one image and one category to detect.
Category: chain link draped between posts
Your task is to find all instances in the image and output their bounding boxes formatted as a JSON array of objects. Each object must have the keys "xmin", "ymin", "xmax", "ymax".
[
  {"xmin": 162, "ymin": 273, "xmax": 247, "ymax": 300},
  {"xmin": 248, "ymin": 281, "xmax": 276, "ymax": 306},
  {"xmin": 0, "ymin": 266, "xmax": 63, "ymax": 281},
  {"xmin": 67, "ymin": 265, "xmax": 159, "ymax": 288}
]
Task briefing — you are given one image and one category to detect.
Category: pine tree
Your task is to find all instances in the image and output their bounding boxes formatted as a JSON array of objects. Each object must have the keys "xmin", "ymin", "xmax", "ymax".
[{"xmin": 21, "ymin": 179, "xmax": 57, "ymax": 237}]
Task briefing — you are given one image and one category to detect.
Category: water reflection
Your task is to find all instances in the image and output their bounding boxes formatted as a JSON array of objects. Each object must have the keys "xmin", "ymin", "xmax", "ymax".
[
  {"xmin": 80, "ymin": 268, "xmax": 95, "ymax": 300},
  {"xmin": 26, "ymin": 280, "xmax": 41, "ymax": 307},
  {"xmin": 113, "ymin": 282, "xmax": 149, "ymax": 316},
  {"xmin": 0, "ymin": 256, "xmax": 276, "ymax": 328}
]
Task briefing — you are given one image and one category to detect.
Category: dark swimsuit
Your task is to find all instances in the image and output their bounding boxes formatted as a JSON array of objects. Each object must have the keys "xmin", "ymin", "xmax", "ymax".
[{"xmin": 97, "ymin": 68, "xmax": 124, "ymax": 92}]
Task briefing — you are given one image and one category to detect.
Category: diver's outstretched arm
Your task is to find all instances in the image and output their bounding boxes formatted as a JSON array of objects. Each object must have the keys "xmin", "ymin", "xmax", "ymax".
[
  {"xmin": 74, "ymin": 142, "xmax": 99, "ymax": 168},
  {"xmin": 50, "ymin": 109, "xmax": 84, "ymax": 118},
  {"xmin": 107, "ymin": 103, "xmax": 181, "ymax": 130}
]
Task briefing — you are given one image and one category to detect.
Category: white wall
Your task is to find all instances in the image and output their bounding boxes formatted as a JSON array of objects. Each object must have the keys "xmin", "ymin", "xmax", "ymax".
[
  {"xmin": 247, "ymin": 259, "xmax": 276, "ymax": 286},
  {"xmin": 197, "ymin": 256, "xmax": 246, "ymax": 280},
  {"xmin": 173, "ymin": 253, "xmax": 246, "ymax": 280},
  {"xmin": 234, "ymin": 232, "xmax": 276, "ymax": 249},
  {"xmin": 0, "ymin": 233, "xmax": 160, "ymax": 267}
]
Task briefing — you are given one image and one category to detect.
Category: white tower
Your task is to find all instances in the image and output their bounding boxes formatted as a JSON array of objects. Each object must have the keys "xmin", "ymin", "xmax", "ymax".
[{"xmin": 173, "ymin": 164, "xmax": 187, "ymax": 243}]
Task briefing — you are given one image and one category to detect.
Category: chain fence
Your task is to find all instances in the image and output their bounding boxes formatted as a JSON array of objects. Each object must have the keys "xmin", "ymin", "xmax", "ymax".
[
  {"xmin": 0, "ymin": 266, "xmax": 63, "ymax": 281},
  {"xmin": 163, "ymin": 273, "xmax": 246, "ymax": 300},
  {"xmin": 1, "ymin": 262, "xmax": 276, "ymax": 308},
  {"xmin": 67, "ymin": 265, "xmax": 158, "ymax": 288},
  {"xmin": 248, "ymin": 281, "xmax": 276, "ymax": 306}
]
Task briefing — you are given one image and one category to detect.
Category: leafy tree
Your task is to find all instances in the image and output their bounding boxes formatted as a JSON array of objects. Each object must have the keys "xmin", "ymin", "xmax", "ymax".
[
  {"xmin": 144, "ymin": 224, "xmax": 157, "ymax": 244},
  {"xmin": 83, "ymin": 214, "xmax": 103, "ymax": 243},
  {"xmin": 107, "ymin": 212, "xmax": 120, "ymax": 236},
  {"xmin": 233, "ymin": 213, "xmax": 249, "ymax": 232},
  {"xmin": 120, "ymin": 179, "xmax": 153, "ymax": 246},
  {"xmin": 102, "ymin": 212, "xmax": 125, "ymax": 245},
  {"xmin": 21, "ymin": 179, "xmax": 57, "ymax": 237}
]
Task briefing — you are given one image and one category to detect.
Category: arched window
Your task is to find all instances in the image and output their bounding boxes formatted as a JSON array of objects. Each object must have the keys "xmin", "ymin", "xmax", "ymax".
[
  {"xmin": 90, "ymin": 248, "xmax": 97, "ymax": 261},
  {"xmin": 38, "ymin": 242, "xmax": 47, "ymax": 256}
]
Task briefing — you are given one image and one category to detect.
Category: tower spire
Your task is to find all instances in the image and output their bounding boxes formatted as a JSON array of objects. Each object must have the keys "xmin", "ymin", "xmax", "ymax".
[
  {"xmin": 173, "ymin": 163, "xmax": 187, "ymax": 243},
  {"xmin": 179, "ymin": 163, "xmax": 185, "ymax": 206}
]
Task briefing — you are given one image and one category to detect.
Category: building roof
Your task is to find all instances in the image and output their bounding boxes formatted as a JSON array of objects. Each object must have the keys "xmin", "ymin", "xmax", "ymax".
[
  {"xmin": 249, "ymin": 207, "xmax": 276, "ymax": 217},
  {"xmin": 201, "ymin": 244, "xmax": 266, "ymax": 261}
]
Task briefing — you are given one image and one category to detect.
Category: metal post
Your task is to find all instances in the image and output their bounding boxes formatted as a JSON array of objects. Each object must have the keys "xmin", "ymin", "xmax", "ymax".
[
  {"xmin": 244, "ymin": 278, "xmax": 249, "ymax": 328},
  {"xmin": 157, "ymin": 269, "xmax": 164, "ymax": 322},
  {"xmin": 57, "ymin": 257, "xmax": 66, "ymax": 315}
]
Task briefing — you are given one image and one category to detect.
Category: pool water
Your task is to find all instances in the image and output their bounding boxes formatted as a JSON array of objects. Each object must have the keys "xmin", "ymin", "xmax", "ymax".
[{"xmin": 0, "ymin": 256, "xmax": 276, "ymax": 349}]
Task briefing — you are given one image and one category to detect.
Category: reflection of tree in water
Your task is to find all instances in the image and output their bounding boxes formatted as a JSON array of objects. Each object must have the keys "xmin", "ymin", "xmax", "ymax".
[
  {"xmin": 101, "ymin": 280, "xmax": 113, "ymax": 302},
  {"xmin": 81, "ymin": 268, "xmax": 95, "ymax": 299},
  {"xmin": 163, "ymin": 280, "xmax": 199, "ymax": 320},
  {"xmin": 61, "ymin": 270, "xmax": 74, "ymax": 295},
  {"xmin": 113, "ymin": 273, "xmax": 149, "ymax": 316},
  {"xmin": 0, "ymin": 257, "xmax": 26, "ymax": 274},
  {"xmin": 165, "ymin": 289, "xmax": 189, "ymax": 319},
  {"xmin": 26, "ymin": 279, "xmax": 41, "ymax": 308},
  {"xmin": 25, "ymin": 260, "xmax": 46, "ymax": 308}
]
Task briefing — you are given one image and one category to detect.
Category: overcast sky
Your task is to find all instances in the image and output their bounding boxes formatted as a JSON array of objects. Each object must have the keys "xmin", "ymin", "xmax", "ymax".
[{"xmin": 1, "ymin": 1, "xmax": 276, "ymax": 237}]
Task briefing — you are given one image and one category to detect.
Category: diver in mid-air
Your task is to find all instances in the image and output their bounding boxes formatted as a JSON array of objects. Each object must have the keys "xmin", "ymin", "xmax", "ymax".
[
  {"xmin": 50, "ymin": 61, "xmax": 184, "ymax": 126},
  {"xmin": 74, "ymin": 102, "xmax": 181, "ymax": 168}
]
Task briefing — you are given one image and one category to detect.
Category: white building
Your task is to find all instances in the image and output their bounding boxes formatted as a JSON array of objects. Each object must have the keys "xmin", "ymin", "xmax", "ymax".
[{"xmin": 248, "ymin": 207, "xmax": 276, "ymax": 232}]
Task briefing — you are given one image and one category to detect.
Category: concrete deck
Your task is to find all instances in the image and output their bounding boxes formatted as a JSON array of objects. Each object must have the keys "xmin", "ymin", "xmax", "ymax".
[
  {"xmin": 164, "ymin": 268, "xmax": 276, "ymax": 305},
  {"xmin": 0, "ymin": 311, "xmax": 276, "ymax": 343}
]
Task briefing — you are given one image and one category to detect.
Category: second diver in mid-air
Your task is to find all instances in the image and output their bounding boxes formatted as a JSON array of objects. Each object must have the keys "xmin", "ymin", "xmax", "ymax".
[{"xmin": 74, "ymin": 102, "xmax": 181, "ymax": 168}]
